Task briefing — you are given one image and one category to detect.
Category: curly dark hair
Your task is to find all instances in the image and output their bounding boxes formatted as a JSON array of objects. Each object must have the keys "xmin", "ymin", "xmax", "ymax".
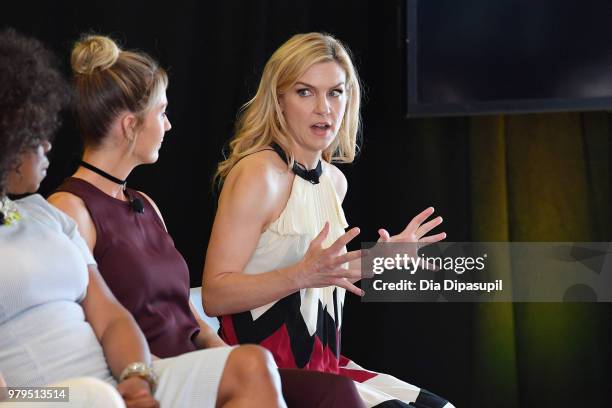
[{"xmin": 0, "ymin": 28, "xmax": 69, "ymax": 195}]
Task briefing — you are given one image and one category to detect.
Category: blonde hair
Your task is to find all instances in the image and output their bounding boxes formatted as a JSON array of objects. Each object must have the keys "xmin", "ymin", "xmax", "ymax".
[
  {"xmin": 215, "ymin": 32, "xmax": 362, "ymax": 183},
  {"xmin": 71, "ymin": 35, "xmax": 167, "ymax": 147}
]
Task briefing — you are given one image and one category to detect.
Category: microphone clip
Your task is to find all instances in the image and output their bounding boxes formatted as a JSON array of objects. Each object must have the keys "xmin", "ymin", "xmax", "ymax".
[{"xmin": 129, "ymin": 197, "xmax": 145, "ymax": 214}]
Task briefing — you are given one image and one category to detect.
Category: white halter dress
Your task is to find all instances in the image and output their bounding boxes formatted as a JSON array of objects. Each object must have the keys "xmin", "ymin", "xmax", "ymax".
[{"xmin": 219, "ymin": 150, "xmax": 453, "ymax": 408}]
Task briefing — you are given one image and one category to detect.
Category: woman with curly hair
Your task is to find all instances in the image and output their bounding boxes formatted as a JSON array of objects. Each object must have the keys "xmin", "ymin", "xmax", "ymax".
[
  {"xmin": 203, "ymin": 32, "xmax": 454, "ymax": 408},
  {"xmin": 0, "ymin": 29, "xmax": 288, "ymax": 408},
  {"xmin": 0, "ymin": 28, "xmax": 126, "ymax": 407}
]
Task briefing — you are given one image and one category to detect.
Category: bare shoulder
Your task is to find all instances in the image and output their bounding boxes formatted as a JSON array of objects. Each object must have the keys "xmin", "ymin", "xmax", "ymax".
[
  {"xmin": 48, "ymin": 191, "xmax": 97, "ymax": 249},
  {"xmin": 220, "ymin": 149, "xmax": 293, "ymax": 226},
  {"xmin": 228, "ymin": 149, "xmax": 288, "ymax": 179},
  {"xmin": 48, "ymin": 191, "xmax": 90, "ymax": 220},
  {"xmin": 324, "ymin": 161, "xmax": 348, "ymax": 202},
  {"xmin": 224, "ymin": 150, "xmax": 291, "ymax": 199}
]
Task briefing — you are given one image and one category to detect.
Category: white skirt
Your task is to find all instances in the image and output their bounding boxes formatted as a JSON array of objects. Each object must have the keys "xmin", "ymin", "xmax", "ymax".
[{"xmin": 153, "ymin": 347, "xmax": 233, "ymax": 407}]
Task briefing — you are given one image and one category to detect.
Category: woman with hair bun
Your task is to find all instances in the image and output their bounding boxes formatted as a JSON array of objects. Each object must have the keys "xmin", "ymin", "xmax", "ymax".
[
  {"xmin": 47, "ymin": 34, "xmax": 288, "ymax": 408},
  {"xmin": 204, "ymin": 32, "xmax": 454, "ymax": 408},
  {"xmin": 50, "ymin": 34, "xmax": 365, "ymax": 407}
]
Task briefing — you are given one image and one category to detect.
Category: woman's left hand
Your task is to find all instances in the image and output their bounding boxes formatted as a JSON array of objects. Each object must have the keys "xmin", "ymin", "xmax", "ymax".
[
  {"xmin": 189, "ymin": 301, "xmax": 228, "ymax": 348},
  {"xmin": 377, "ymin": 207, "xmax": 446, "ymax": 245},
  {"xmin": 195, "ymin": 326, "xmax": 227, "ymax": 348},
  {"xmin": 203, "ymin": 336, "xmax": 228, "ymax": 348},
  {"xmin": 348, "ymin": 207, "xmax": 446, "ymax": 282}
]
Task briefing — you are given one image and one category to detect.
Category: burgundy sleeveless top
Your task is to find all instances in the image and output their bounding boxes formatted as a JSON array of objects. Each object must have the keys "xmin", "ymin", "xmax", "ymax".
[{"xmin": 55, "ymin": 177, "xmax": 199, "ymax": 358}]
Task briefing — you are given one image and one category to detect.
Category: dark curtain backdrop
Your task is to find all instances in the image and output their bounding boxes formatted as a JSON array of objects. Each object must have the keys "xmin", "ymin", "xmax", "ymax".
[{"xmin": 4, "ymin": 1, "xmax": 611, "ymax": 406}]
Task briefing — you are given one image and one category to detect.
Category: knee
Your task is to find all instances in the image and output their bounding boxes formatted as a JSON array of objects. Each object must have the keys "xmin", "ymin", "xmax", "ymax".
[
  {"xmin": 305, "ymin": 372, "xmax": 361, "ymax": 404},
  {"xmin": 321, "ymin": 374, "xmax": 363, "ymax": 407},
  {"xmin": 322, "ymin": 373, "xmax": 356, "ymax": 393},
  {"xmin": 226, "ymin": 344, "xmax": 278, "ymax": 382}
]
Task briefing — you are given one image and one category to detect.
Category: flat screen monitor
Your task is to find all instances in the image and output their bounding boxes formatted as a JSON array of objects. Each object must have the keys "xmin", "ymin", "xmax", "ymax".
[{"xmin": 406, "ymin": 0, "xmax": 612, "ymax": 117}]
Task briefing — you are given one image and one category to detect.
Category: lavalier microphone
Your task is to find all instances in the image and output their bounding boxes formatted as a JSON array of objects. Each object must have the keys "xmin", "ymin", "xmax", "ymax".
[
  {"xmin": 129, "ymin": 196, "xmax": 145, "ymax": 214},
  {"xmin": 80, "ymin": 160, "xmax": 145, "ymax": 214}
]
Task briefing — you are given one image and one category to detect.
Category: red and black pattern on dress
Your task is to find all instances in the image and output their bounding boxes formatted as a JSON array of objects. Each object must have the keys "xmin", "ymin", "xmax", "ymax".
[
  {"xmin": 219, "ymin": 290, "xmax": 450, "ymax": 408},
  {"xmin": 220, "ymin": 289, "xmax": 343, "ymax": 373},
  {"xmin": 220, "ymin": 288, "xmax": 451, "ymax": 408}
]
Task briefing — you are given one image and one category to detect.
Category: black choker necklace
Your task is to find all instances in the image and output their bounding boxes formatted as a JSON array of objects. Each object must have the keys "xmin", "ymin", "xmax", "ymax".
[
  {"xmin": 80, "ymin": 161, "xmax": 126, "ymax": 185},
  {"xmin": 79, "ymin": 160, "xmax": 144, "ymax": 214},
  {"xmin": 270, "ymin": 143, "xmax": 322, "ymax": 184}
]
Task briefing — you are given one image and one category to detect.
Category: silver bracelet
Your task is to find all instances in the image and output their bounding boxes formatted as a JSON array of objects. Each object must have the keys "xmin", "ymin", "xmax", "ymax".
[{"xmin": 119, "ymin": 362, "xmax": 158, "ymax": 393}]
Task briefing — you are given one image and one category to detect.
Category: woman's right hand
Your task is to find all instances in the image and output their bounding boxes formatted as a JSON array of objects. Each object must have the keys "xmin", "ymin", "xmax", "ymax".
[
  {"xmin": 294, "ymin": 222, "xmax": 364, "ymax": 296},
  {"xmin": 118, "ymin": 377, "xmax": 159, "ymax": 408}
]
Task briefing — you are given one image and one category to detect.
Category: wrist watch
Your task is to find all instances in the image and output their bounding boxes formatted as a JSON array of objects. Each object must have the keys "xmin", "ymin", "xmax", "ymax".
[{"xmin": 119, "ymin": 362, "xmax": 158, "ymax": 393}]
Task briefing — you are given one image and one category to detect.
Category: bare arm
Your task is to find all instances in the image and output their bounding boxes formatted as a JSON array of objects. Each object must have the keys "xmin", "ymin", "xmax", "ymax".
[
  {"xmin": 203, "ymin": 159, "xmax": 304, "ymax": 316},
  {"xmin": 82, "ymin": 265, "xmax": 151, "ymax": 379},
  {"xmin": 48, "ymin": 192, "xmax": 97, "ymax": 251},
  {"xmin": 83, "ymin": 266, "xmax": 159, "ymax": 406},
  {"xmin": 203, "ymin": 155, "xmax": 362, "ymax": 317}
]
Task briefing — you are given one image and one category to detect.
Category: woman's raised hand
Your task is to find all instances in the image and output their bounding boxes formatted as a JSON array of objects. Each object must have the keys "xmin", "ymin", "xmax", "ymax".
[
  {"xmin": 294, "ymin": 222, "xmax": 364, "ymax": 296},
  {"xmin": 378, "ymin": 207, "xmax": 446, "ymax": 245}
]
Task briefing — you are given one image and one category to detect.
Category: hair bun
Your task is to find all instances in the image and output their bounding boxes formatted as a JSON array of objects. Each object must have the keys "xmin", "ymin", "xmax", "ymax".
[{"xmin": 71, "ymin": 35, "xmax": 120, "ymax": 75}]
